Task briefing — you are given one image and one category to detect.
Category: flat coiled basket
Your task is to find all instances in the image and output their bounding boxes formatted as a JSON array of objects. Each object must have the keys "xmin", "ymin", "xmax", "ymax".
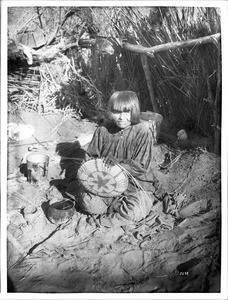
[{"xmin": 77, "ymin": 158, "xmax": 128, "ymax": 197}]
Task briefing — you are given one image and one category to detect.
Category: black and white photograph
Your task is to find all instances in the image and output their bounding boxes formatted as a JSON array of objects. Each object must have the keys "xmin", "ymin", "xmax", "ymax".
[{"xmin": 1, "ymin": 1, "xmax": 228, "ymax": 299}]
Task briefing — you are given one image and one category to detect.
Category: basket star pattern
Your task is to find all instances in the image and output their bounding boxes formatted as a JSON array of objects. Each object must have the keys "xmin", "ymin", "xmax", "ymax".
[
  {"xmin": 78, "ymin": 158, "xmax": 129, "ymax": 197},
  {"xmin": 87, "ymin": 171, "xmax": 118, "ymax": 194}
]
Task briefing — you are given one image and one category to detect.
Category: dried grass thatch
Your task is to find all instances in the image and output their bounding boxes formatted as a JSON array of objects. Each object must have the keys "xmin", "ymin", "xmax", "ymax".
[
  {"xmin": 8, "ymin": 6, "xmax": 221, "ymax": 152},
  {"xmin": 108, "ymin": 7, "xmax": 221, "ymax": 135}
]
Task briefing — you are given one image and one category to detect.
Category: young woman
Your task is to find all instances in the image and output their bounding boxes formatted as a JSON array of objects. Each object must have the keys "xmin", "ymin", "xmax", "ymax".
[{"xmin": 78, "ymin": 91, "xmax": 155, "ymax": 227}]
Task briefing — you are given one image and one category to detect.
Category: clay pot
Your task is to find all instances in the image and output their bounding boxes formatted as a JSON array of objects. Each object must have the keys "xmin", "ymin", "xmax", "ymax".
[
  {"xmin": 47, "ymin": 199, "xmax": 75, "ymax": 225},
  {"xmin": 177, "ymin": 129, "xmax": 188, "ymax": 140}
]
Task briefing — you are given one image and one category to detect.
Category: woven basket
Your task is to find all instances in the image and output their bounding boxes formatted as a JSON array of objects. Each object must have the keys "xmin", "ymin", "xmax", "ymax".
[
  {"xmin": 77, "ymin": 158, "xmax": 128, "ymax": 197},
  {"xmin": 140, "ymin": 111, "xmax": 163, "ymax": 142}
]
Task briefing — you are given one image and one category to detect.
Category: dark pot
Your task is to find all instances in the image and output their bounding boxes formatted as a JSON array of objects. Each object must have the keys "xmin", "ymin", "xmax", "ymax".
[{"xmin": 47, "ymin": 199, "xmax": 75, "ymax": 225}]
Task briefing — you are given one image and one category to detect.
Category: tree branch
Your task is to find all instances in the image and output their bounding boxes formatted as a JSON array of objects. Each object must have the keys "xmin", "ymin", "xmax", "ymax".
[{"xmin": 122, "ymin": 33, "xmax": 221, "ymax": 56}]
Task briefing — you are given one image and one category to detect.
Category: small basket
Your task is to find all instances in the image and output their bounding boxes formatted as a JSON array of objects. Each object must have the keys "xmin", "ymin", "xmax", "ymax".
[
  {"xmin": 140, "ymin": 111, "xmax": 163, "ymax": 142},
  {"xmin": 77, "ymin": 158, "xmax": 128, "ymax": 197}
]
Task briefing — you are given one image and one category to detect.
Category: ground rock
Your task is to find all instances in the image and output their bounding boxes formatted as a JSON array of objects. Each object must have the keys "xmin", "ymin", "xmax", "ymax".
[
  {"xmin": 7, "ymin": 115, "xmax": 221, "ymax": 293},
  {"xmin": 133, "ymin": 277, "xmax": 163, "ymax": 292},
  {"xmin": 121, "ymin": 250, "xmax": 144, "ymax": 275}
]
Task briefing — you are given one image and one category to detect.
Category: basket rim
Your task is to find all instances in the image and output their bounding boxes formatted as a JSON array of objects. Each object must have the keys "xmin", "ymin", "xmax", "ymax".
[
  {"xmin": 140, "ymin": 111, "xmax": 163, "ymax": 120},
  {"xmin": 78, "ymin": 158, "xmax": 128, "ymax": 197}
]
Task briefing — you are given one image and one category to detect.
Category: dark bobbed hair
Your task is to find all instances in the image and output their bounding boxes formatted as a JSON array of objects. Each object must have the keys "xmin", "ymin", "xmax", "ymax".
[{"xmin": 107, "ymin": 91, "xmax": 141, "ymax": 124}]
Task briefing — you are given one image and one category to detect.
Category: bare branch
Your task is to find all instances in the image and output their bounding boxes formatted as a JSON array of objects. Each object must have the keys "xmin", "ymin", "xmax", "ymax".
[{"xmin": 123, "ymin": 33, "xmax": 221, "ymax": 56}]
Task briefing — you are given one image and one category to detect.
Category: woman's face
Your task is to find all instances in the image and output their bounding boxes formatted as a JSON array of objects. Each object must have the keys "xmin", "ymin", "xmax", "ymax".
[{"xmin": 111, "ymin": 110, "xmax": 131, "ymax": 129}]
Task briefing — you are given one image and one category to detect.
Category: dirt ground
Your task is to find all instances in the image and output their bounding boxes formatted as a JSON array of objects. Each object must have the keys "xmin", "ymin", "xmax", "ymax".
[{"xmin": 7, "ymin": 111, "xmax": 221, "ymax": 293}]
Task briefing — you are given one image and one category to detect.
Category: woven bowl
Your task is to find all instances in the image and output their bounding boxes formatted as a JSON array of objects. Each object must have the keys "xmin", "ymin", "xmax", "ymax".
[{"xmin": 77, "ymin": 158, "xmax": 128, "ymax": 197}]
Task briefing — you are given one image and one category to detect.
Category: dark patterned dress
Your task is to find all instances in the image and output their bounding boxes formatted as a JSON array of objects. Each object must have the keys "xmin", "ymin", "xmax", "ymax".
[{"xmin": 78, "ymin": 122, "xmax": 155, "ymax": 227}]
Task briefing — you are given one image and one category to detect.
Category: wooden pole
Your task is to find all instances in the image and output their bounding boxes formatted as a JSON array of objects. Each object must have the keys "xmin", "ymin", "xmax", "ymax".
[
  {"xmin": 123, "ymin": 33, "xmax": 221, "ymax": 57},
  {"xmin": 140, "ymin": 54, "xmax": 159, "ymax": 112}
]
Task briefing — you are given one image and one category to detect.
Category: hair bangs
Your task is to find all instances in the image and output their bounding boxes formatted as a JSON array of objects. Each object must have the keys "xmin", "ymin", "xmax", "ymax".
[
  {"xmin": 108, "ymin": 91, "xmax": 141, "ymax": 124},
  {"xmin": 111, "ymin": 98, "xmax": 132, "ymax": 112}
]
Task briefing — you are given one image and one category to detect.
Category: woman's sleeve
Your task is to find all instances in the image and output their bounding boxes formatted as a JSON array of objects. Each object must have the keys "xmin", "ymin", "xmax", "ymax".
[
  {"xmin": 85, "ymin": 127, "xmax": 104, "ymax": 159},
  {"xmin": 121, "ymin": 128, "xmax": 153, "ymax": 178}
]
